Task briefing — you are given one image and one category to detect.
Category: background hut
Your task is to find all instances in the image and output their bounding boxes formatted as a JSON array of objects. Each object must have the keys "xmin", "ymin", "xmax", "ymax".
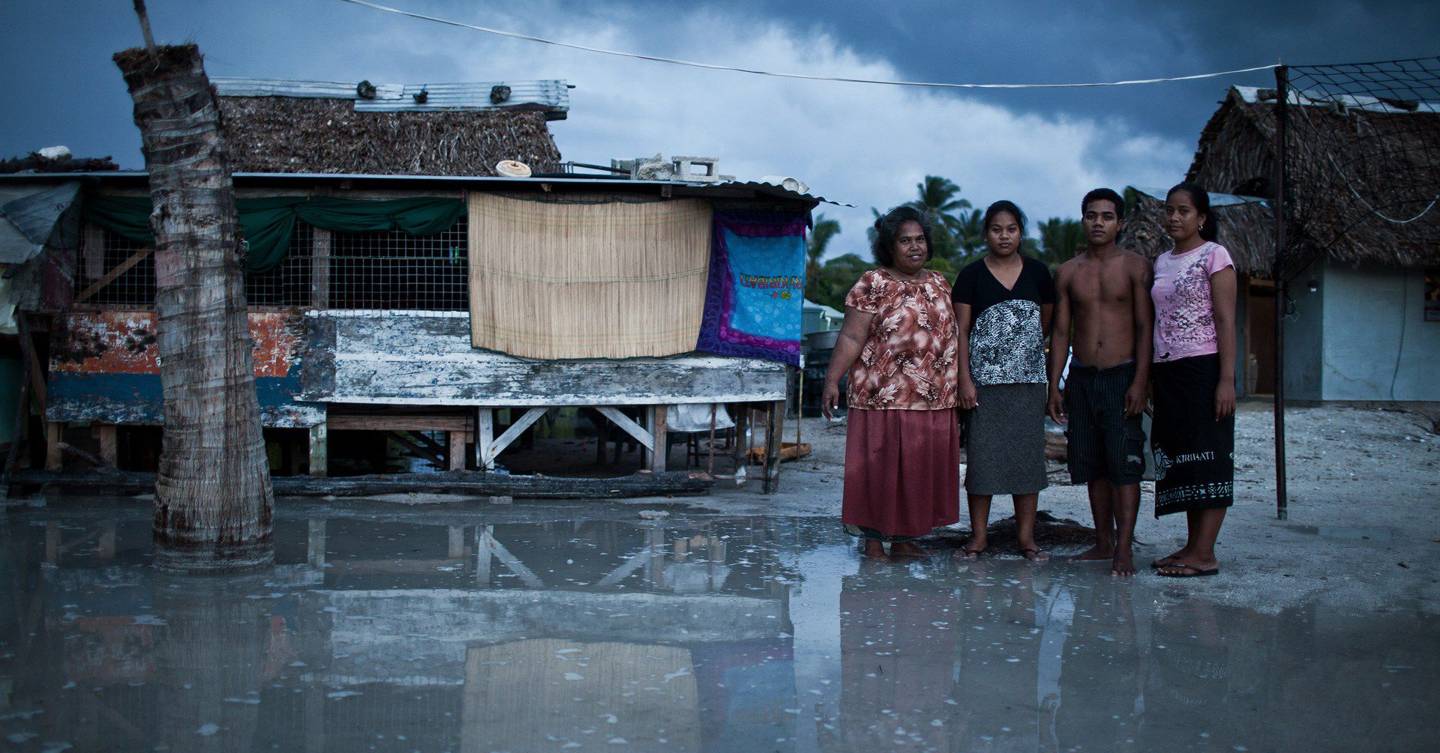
[{"xmin": 1122, "ymin": 86, "xmax": 1440, "ymax": 402}]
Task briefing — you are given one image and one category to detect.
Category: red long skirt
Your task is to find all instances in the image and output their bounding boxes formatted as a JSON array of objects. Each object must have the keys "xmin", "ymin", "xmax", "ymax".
[{"xmin": 841, "ymin": 408, "xmax": 961, "ymax": 541}]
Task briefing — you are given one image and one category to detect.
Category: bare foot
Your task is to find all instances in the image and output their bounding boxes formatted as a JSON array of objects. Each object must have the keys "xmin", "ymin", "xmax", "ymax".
[
  {"xmin": 890, "ymin": 541, "xmax": 928, "ymax": 558},
  {"xmin": 956, "ymin": 539, "xmax": 987, "ymax": 560},
  {"xmin": 1111, "ymin": 549, "xmax": 1136, "ymax": 577},
  {"xmin": 1073, "ymin": 544, "xmax": 1115, "ymax": 562},
  {"xmin": 862, "ymin": 539, "xmax": 887, "ymax": 560},
  {"xmin": 1020, "ymin": 546, "xmax": 1050, "ymax": 563}
]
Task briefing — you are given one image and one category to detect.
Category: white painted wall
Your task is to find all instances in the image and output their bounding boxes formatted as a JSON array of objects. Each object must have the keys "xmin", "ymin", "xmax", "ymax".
[
  {"xmin": 1321, "ymin": 263, "xmax": 1440, "ymax": 401},
  {"xmin": 1284, "ymin": 258, "xmax": 1326, "ymax": 401}
]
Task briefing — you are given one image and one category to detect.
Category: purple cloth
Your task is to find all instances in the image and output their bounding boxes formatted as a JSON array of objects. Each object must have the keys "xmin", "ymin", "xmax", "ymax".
[{"xmin": 696, "ymin": 211, "xmax": 809, "ymax": 365}]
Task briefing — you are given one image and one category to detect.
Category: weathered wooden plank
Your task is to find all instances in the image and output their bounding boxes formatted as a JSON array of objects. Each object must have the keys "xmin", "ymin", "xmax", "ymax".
[
  {"xmin": 595, "ymin": 406, "xmax": 654, "ymax": 452},
  {"xmin": 96, "ymin": 425, "xmax": 118, "ymax": 467},
  {"xmin": 82, "ymin": 223, "xmax": 106, "ymax": 280},
  {"xmin": 48, "ymin": 311, "xmax": 324, "ymax": 428},
  {"xmin": 388, "ymin": 430, "xmax": 445, "ymax": 467},
  {"xmin": 74, "ymin": 246, "xmax": 152, "ymax": 303},
  {"xmin": 651, "ymin": 405, "xmax": 668, "ymax": 473},
  {"xmin": 45, "ymin": 422, "xmax": 62, "ymax": 471},
  {"xmin": 476, "ymin": 408, "xmax": 494, "ymax": 470},
  {"xmin": 303, "ymin": 313, "xmax": 787, "ymax": 406},
  {"xmin": 308, "ymin": 423, "xmax": 328, "ymax": 477},
  {"xmin": 8, "ymin": 469, "xmax": 713, "ymax": 498},
  {"xmin": 327, "ymin": 414, "xmax": 472, "ymax": 433},
  {"xmin": 483, "ymin": 407, "xmax": 547, "ymax": 466},
  {"xmin": 311, "ymin": 227, "xmax": 331, "ymax": 309},
  {"xmin": 448, "ymin": 431, "xmax": 466, "ymax": 472}
]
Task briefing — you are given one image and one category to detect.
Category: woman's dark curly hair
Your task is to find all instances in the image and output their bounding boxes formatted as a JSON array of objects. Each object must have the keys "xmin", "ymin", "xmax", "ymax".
[{"xmin": 871, "ymin": 206, "xmax": 934, "ymax": 267}]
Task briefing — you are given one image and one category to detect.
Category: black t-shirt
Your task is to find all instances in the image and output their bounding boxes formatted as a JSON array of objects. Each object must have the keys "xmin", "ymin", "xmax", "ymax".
[{"xmin": 951, "ymin": 255, "xmax": 1057, "ymax": 385}]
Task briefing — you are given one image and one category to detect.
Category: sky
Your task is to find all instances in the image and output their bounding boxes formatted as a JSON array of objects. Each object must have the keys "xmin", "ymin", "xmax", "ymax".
[{"xmin": 3, "ymin": 0, "xmax": 1438, "ymax": 259}]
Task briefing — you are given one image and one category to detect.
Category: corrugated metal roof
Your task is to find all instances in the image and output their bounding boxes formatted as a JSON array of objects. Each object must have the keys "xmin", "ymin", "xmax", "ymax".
[
  {"xmin": 212, "ymin": 77, "xmax": 571, "ymax": 115},
  {"xmin": 1131, "ymin": 185, "xmax": 1269, "ymax": 208},
  {"xmin": 1233, "ymin": 85, "xmax": 1440, "ymax": 115},
  {"xmin": 717, "ymin": 179, "xmax": 849, "ymax": 206},
  {"xmin": 0, "ymin": 172, "xmax": 844, "ymax": 206},
  {"xmin": 0, "ymin": 181, "xmax": 81, "ymax": 265}
]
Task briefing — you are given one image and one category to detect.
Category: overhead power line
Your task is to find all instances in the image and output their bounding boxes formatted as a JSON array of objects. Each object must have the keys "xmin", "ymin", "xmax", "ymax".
[{"xmin": 336, "ymin": 0, "xmax": 1277, "ymax": 90}]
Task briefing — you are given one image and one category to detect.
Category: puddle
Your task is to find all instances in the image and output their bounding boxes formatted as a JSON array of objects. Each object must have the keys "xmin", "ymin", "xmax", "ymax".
[{"xmin": 1, "ymin": 503, "xmax": 1437, "ymax": 752}]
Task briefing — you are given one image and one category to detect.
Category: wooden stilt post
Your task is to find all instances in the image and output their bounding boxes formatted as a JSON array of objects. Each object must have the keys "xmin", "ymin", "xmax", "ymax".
[
  {"xmin": 448, "ymin": 430, "xmax": 466, "ymax": 471},
  {"xmin": 476, "ymin": 408, "xmax": 495, "ymax": 471},
  {"xmin": 650, "ymin": 405, "xmax": 668, "ymax": 473},
  {"xmin": 97, "ymin": 425, "xmax": 119, "ymax": 467},
  {"xmin": 45, "ymin": 422, "xmax": 63, "ymax": 471},
  {"xmin": 763, "ymin": 399, "xmax": 785, "ymax": 494},
  {"xmin": 308, "ymin": 423, "xmax": 327, "ymax": 477},
  {"xmin": 706, "ymin": 404, "xmax": 717, "ymax": 477}
]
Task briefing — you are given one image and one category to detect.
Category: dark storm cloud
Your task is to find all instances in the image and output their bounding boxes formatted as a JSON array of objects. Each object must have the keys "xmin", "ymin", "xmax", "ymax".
[{"xmin": 611, "ymin": 0, "xmax": 1439, "ymax": 141}]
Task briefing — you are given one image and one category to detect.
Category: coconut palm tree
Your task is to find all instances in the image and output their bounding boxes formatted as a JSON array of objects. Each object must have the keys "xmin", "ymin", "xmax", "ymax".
[
  {"xmin": 115, "ymin": 37, "xmax": 273, "ymax": 572},
  {"xmin": 805, "ymin": 214, "xmax": 841, "ymax": 302},
  {"xmin": 906, "ymin": 175, "xmax": 972, "ymax": 261},
  {"xmin": 956, "ymin": 208, "xmax": 985, "ymax": 259},
  {"xmin": 1037, "ymin": 217, "xmax": 1086, "ymax": 271}
]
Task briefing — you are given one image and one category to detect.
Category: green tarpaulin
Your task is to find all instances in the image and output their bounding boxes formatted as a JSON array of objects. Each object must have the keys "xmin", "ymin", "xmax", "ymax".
[{"xmin": 84, "ymin": 195, "xmax": 464, "ymax": 273}]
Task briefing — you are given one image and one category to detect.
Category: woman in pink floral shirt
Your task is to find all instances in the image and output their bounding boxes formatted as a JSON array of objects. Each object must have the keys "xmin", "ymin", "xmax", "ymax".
[
  {"xmin": 1149, "ymin": 182, "xmax": 1237, "ymax": 578},
  {"xmin": 821, "ymin": 207, "xmax": 960, "ymax": 559}
]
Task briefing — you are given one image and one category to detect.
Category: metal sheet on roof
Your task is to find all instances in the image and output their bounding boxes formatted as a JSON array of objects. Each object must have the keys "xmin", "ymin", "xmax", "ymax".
[
  {"xmin": 212, "ymin": 77, "xmax": 570, "ymax": 114},
  {"xmin": 0, "ymin": 181, "xmax": 81, "ymax": 265},
  {"xmin": 1233, "ymin": 85, "xmax": 1440, "ymax": 115},
  {"xmin": 1130, "ymin": 185, "xmax": 1269, "ymax": 208},
  {"xmin": 0, "ymin": 172, "xmax": 845, "ymax": 206}
]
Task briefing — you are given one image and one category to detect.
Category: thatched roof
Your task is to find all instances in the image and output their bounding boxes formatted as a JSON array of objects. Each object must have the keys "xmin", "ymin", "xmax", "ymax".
[
  {"xmin": 1184, "ymin": 86, "xmax": 1440, "ymax": 275},
  {"xmin": 217, "ymin": 87, "xmax": 563, "ymax": 176},
  {"xmin": 1121, "ymin": 187, "xmax": 1274, "ymax": 277}
]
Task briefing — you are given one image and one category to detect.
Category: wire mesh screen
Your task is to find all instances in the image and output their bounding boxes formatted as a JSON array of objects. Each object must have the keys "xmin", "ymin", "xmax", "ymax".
[
  {"xmin": 1283, "ymin": 57, "xmax": 1440, "ymax": 275},
  {"xmin": 75, "ymin": 229, "xmax": 156, "ymax": 307},
  {"xmin": 328, "ymin": 217, "xmax": 469, "ymax": 310},
  {"xmin": 79, "ymin": 217, "xmax": 469, "ymax": 311},
  {"xmin": 245, "ymin": 222, "xmax": 313, "ymax": 306}
]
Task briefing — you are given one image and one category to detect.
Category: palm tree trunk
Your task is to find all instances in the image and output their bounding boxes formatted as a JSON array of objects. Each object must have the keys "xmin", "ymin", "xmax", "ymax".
[{"xmin": 114, "ymin": 43, "xmax": 273, "ymax": 572}]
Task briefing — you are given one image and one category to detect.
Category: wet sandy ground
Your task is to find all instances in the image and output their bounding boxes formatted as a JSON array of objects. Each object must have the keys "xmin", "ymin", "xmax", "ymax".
[{"xmin": 2, "ymin": 402, "xmax": 1438, "ymax": 752}]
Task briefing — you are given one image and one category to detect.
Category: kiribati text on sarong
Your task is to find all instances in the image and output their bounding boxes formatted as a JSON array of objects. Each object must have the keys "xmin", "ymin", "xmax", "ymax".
[{"xmin": 1156, "ymin": 481, "xmax": 1234, "ymax": 506}]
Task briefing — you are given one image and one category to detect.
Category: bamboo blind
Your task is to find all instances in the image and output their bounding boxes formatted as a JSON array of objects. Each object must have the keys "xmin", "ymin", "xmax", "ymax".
[{"xmin": 468, "ymin": 193, "xmax": 712, "ymax": 358}]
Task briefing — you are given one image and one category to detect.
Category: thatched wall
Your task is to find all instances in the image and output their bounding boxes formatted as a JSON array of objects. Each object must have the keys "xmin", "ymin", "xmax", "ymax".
[
  {"xmin": 1185, "ymin": 88, "xmax": 1440, "ymax": 275},
  {"xmin": 218, "ymin": 97, "xmax": 561, "ymax": 176},
  {"xmin": 1122, "ymin": 191, "xmax": 1274, "ymax": 277}
]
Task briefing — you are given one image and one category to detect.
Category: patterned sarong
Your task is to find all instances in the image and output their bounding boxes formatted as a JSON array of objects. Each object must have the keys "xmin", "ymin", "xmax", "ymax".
[{"xmin": 1151, "ymin": 353, "xmax": 1235, "ymax": 517}]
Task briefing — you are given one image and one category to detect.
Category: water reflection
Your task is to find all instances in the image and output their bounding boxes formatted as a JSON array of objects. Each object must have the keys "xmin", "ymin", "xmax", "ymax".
[{"xmin": 1, "ymin": 506, "xmax": 1437, "ymax": 752}]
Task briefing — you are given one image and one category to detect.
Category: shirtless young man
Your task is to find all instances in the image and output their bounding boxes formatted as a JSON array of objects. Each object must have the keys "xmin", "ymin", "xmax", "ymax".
[{"xmin": 1047, "ymin": 188, "xmax": 1153, "ymax": 576}]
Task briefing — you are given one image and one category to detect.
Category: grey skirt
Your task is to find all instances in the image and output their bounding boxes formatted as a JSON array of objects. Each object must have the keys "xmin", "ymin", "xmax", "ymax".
[{"xmin": 964, "ymin": 382, "xmax": 1048, "ymax": 495}]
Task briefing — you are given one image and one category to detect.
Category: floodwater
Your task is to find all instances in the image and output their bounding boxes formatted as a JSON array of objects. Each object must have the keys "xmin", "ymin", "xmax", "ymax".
[{"xmin": 2, "ymin": 500, "xmax": 1437, "ymax": 753}]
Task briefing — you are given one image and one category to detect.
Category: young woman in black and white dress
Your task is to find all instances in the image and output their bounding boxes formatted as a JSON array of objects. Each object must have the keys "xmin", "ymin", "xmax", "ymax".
[{"xmin": 952, "ymin": 200, "xmax": 1057, "ymax": 561}]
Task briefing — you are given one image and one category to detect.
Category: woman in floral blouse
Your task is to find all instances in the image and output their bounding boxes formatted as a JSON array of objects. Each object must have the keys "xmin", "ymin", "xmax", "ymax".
[{"xmin": 821, "ymin": 206, "xmax": 960, "ymax": 559}]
